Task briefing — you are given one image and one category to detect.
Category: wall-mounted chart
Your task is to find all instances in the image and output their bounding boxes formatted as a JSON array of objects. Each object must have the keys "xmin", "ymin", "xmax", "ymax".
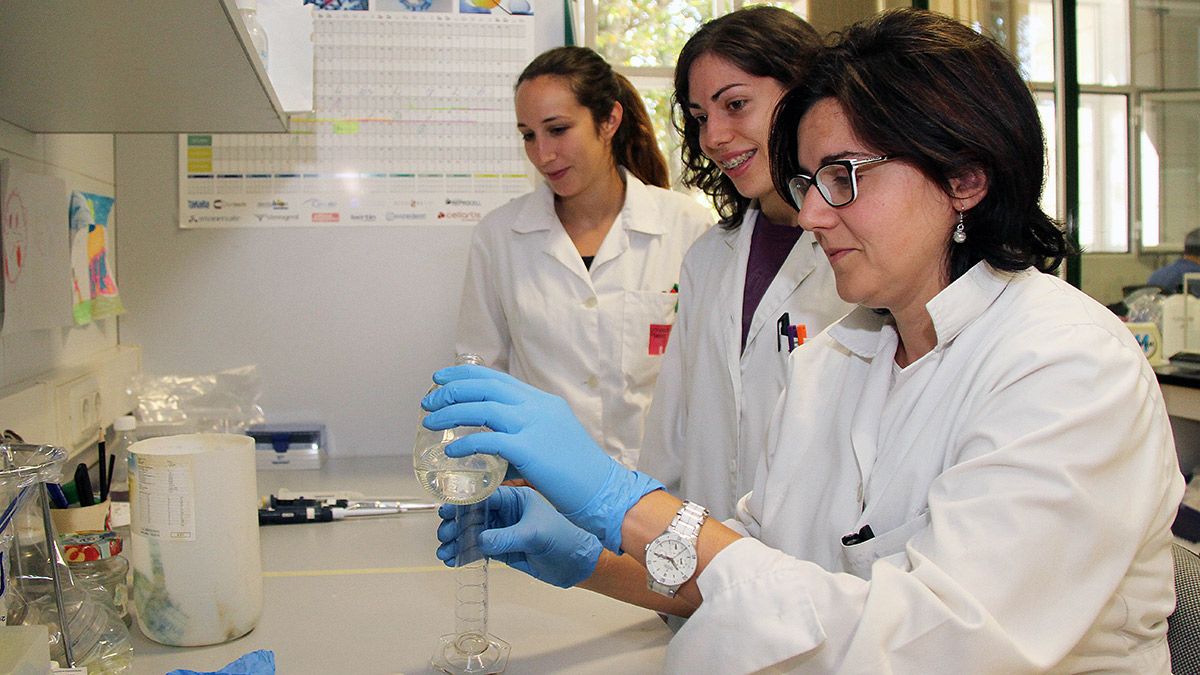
[{"xmin": 178, "ymin": 7, "xmax": 535, "ymax": 228}]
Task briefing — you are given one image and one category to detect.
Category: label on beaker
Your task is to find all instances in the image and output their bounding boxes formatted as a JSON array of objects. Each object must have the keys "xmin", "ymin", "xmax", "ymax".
[{"xmin": 133, "ymin": 454, "xmax": 197, "ymax": 541}]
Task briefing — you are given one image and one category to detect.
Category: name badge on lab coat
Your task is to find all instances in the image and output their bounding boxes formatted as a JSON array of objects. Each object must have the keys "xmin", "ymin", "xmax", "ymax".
[{"xmin": 649, "ymin": 324, "xmax": 672, "ymax": 356}]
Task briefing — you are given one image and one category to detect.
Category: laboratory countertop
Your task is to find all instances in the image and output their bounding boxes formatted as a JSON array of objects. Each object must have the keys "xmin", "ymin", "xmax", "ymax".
[
  {"xmin": 127, "ymin": 456, "xmax": 670, "ymax": 675},
  {"xmin": 1155, "ymin": 365, "xmax": 1200, "ymax": 389},
  {"xmin": 1156, "ymin": 366, "xmax": 1200, "ymax": 427}
]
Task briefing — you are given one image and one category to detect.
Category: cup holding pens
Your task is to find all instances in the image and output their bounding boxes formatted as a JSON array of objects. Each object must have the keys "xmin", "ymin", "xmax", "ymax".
[{"xmin": 50, "ymin": 499, "xmax": 112, "ymax": 537}]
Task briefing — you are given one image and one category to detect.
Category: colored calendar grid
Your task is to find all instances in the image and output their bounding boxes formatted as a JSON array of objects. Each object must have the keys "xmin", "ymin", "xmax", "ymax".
[{"xmin": 179, "ymin": 8, "xmax": 534, "ymax": 228}]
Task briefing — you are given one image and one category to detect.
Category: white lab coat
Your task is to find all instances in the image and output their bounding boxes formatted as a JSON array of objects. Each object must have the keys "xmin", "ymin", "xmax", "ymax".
[
  {"xmin": 639, "ymin": 205, "xmax": 852, "ymax": 520},
  {"xmin": 669, "ymin": 263, "xmax": 1183, "ymax": 674},
  {"xmin": 456, "ymin": 172, "xmax": 711, "ymax": 467}
]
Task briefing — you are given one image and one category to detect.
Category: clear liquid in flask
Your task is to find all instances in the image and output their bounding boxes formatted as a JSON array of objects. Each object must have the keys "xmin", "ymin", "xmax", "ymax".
[{"xmin": 414, "ymin": 431, "xmax": 507, "ymax": 505}]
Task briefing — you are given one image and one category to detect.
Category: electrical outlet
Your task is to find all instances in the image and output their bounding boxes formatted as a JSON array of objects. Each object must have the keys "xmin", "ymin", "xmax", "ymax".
[
  {"xmin": 55, "ymin": 374, "xmax": 101, "ymax": 455},
  {"xmin": 0, "ymin": 345, "xmax": 141, "ymax": 455}
]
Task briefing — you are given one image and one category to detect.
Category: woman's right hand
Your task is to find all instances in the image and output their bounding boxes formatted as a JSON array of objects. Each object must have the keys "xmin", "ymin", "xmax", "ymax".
[{"xmin": 421, "ymin": 365, "xmax": 662, "ymax": 552}]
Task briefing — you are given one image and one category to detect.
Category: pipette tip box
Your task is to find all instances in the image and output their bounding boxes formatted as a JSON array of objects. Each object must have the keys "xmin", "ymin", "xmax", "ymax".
[{"xmin": 246, "ymin": 423, "xmax": 326, "ymax": 470}]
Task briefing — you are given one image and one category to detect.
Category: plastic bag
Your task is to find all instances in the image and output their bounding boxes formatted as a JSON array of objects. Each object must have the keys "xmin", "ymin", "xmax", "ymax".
[
  {"xmin": 1126, "ymin": 287, "xmax": 1166, "ymax": 326},
  {"xmin": 129, "ymin": 365, "xmax": 266, "ymax": 435}
]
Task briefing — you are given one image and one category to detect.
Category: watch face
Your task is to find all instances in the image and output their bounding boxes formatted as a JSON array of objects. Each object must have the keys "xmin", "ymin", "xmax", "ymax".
[{"xmin": 646, "ymin": 533, "xmax": 698, "ymax": 586}]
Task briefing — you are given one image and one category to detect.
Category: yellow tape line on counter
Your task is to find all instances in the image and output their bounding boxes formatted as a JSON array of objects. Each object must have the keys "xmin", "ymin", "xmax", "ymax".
[{"xmin": 263, "ymin": 564, "xmax": 514, "ymax": 578}]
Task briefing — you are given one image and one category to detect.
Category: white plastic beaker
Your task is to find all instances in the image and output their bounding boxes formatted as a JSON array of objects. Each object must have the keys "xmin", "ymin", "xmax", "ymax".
[{"xmin": 128, "ymin": 433, "xmax": 261, "ymax": 646}]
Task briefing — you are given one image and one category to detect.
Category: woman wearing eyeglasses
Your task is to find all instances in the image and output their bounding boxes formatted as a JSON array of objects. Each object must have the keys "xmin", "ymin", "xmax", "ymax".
[{"xmin": 425, "ymin": 10, "xmax": 1183, "ymax": 672}]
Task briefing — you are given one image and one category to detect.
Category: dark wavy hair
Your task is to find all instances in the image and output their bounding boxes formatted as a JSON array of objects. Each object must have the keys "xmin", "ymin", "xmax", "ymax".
[
  {"xmin": 672, "ymin": 6, "xmax": 821, "ymax": 227},
  {"xmin": 769, "ymin": 8, "xmax": 1071, "ymax": 280},
  {"xmin": 518, "ymin": 46, "xmax": 669, "ymax": 189}
]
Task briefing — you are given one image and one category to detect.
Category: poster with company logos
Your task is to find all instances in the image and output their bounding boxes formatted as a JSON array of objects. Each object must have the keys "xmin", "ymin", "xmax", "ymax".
[{"xmin": 178, "ymin": 7, "xmax": 534, "ymax": 228}]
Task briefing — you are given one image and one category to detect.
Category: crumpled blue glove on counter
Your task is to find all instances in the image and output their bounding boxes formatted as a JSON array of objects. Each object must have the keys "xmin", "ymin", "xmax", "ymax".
[
  {"xmin": 437, "ymin": 487, "xmax": 602, "ymax": 588},
  {"xmin": 422, "ymin": 365, "xmax": 663, "ymax": 552},
  {"xmin": 166, "ymin": 649, "xmax": 275, "ymax": 675}
]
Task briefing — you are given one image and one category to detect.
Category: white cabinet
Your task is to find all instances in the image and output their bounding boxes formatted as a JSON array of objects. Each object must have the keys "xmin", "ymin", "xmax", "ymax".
[{"xmin": 0, "ymin": 0, "xmax": 287, "ymax": 133}]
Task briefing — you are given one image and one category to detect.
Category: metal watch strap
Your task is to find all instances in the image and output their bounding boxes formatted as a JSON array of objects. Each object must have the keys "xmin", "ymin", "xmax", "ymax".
[{"xmin": 669, "ymin": 501, "xmax": 708, "ymax": 543}]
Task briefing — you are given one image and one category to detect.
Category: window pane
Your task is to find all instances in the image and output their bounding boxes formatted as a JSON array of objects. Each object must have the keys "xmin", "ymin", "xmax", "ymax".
[
  {"xmin": 595, "ymin": 1, "xmax": 717, "ymax": 68},
  {"xmin": 628, "ymin": 77, "xmax": 685, "ymax": 184},
  {"xmin": 1132, "ymin": 2, "xmax": 1200, "ymax": 89},
  {"xmin": 926, "ymin": 1, "xmax": 1055, "ymax": 82},
  {"xmin": 924, "ymin": 1, "xmax": 1129, "ymax": 86},
  {"xmin": 1036, "ymin": 91, "xmax": 1058, "ymax": 219},
  {"xmin": 1140, "ymin": 96, "xmax": 1200, "ymax": 250},
  {"xmin": 1021, "ymin": 1, "xmax": 1055, "ymax": 83},
  {"xmin": 630, "ymin": 77, "xmax": 715, "ymax": 213},
  {"xmin": 1078, "ymin": 93, "xmax": 1129, "ymax": 252},
  {"xmin": 1076, "ymin": 0, "xmax": 1129, "ymax": 86},
  {"xmin": 1039, "ymin": 92, "xmax": 1130, "ymax": 253}
]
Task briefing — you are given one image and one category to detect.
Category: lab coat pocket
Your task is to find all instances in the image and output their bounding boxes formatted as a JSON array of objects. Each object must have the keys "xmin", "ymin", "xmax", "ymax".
[
  {"xmin": 840, "ymin": 509, "xmax": 931, "ymax": 580},
  {"xmin": 621, "ymin": 290, "xmax": 678, "ymax": 389}
]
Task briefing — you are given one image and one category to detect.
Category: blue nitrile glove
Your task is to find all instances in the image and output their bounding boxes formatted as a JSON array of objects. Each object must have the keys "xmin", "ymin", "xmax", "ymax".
[
  {"xmin": 422, "ymin": 365, "xmax": 662, "ymax": 552},
  {"xmin": 166, "ymin": 650, "xmax": 276, "ymax": 675},
  {"xmin": 436, "ymin": 487, "xmax": 602, "ymax": 589}
]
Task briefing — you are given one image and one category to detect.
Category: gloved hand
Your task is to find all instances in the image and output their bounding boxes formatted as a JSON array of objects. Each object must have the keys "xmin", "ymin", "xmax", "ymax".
[
  {"xmin": 422, "ymin": 365, "xmax": 662, "ymax": 552},
  {"xmin": 436, "ymin": 487, "xmax": 602, "ymax": 589}
]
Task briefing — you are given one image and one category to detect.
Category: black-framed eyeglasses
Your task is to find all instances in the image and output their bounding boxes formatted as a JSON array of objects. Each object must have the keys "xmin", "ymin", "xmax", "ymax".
[{"xmin": 787, "ymin": 156, "xmax": 895, "ymax": 210}]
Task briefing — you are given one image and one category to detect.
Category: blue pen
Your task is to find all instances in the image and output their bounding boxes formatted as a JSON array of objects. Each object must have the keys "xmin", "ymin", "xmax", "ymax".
[{"xmin": 46, "ymin": 483, "xmax": 69, "ymax": 509}]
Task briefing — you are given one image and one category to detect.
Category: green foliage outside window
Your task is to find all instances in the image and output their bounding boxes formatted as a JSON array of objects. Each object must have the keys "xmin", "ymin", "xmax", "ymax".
[{"xmin": 595, "ymin": 1, "xmax": 714, "ymax": 68}]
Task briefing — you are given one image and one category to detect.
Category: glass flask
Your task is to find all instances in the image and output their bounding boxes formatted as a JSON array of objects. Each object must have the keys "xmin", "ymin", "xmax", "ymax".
[{"xmin": 413, "ymin": 354, "xmax": 508, "ymax": 505}]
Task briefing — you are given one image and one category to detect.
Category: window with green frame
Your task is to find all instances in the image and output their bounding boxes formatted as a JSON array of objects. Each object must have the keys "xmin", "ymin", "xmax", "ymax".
[{"xmin": 582, "ymin": 0, "xmax": 1151, "ymax": 257}]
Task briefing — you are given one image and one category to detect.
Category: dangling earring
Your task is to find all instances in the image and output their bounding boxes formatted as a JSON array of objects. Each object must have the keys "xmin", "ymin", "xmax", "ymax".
[{"xmin": 952, "ymin": 210, "xmax": 967, "ymax": 244}]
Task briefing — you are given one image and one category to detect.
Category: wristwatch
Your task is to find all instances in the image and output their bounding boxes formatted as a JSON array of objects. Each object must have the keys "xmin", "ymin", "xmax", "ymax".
[{"xmin": 645, "ymin": 500, "xmax": 709, "ymax": 597}]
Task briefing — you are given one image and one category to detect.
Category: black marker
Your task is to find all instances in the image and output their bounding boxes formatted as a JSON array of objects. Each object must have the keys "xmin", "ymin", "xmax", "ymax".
[
  {"xmin": 74, "ymin": 462, "xmax": 94, "ymax": 507},
  {"xmin": 841, "ymin": 524, "xmax": 875, "ymax": 546},
  {"xmin": 98, "ymin": 441, "xmax": 108, "ymax": 502},
  {"xmin": 104, "ymin": 454, "xmax": 115, "ymax": 501}
]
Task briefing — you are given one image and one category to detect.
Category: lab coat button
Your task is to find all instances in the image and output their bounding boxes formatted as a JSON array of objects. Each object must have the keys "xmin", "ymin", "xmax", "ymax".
[
  {"xmin": 587, "ymin": 375, "xmax": 599, "ymax": 388},
  {"xmin": 583, "ymin": 297, "xmax": 598, "ymax": 309}
]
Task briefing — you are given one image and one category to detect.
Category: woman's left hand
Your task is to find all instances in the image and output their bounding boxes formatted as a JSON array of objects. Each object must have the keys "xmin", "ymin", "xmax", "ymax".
[{"xmin": 436, "ymin": 487, "xmax": 602, "ymax": 589}]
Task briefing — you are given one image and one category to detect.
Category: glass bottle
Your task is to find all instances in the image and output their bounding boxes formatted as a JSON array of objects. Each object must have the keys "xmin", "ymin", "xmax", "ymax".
[
  {"xmin": 14, "ymin": 584, "xmax": 133, "ymax": 673},
  {"xmin": 413, "ymin": 354, "xmax": 508, "ymax": 505},
  {"xmin": 237, "ymin": 0, "xmax": 269, "ymax": 70},
  {"xmin": 106, "ymin": 416, "xmax": 137, "ymax": 503},
  {"xmin": 70, "ymin": 554, "xmax": 131, "ymax": 627}
]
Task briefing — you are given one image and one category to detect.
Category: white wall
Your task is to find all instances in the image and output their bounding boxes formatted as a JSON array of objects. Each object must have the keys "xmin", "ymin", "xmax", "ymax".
[
  {"xmin": 0, "ymin": 120, "xmax": 118, "ymax": 390},
  {"xmin": 115, "ymin": 134, "xmax": 471, "ymax": 455},
  {"xmin": 114, "ymin": 8, "xmax": 564, "ymax": 456}
]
